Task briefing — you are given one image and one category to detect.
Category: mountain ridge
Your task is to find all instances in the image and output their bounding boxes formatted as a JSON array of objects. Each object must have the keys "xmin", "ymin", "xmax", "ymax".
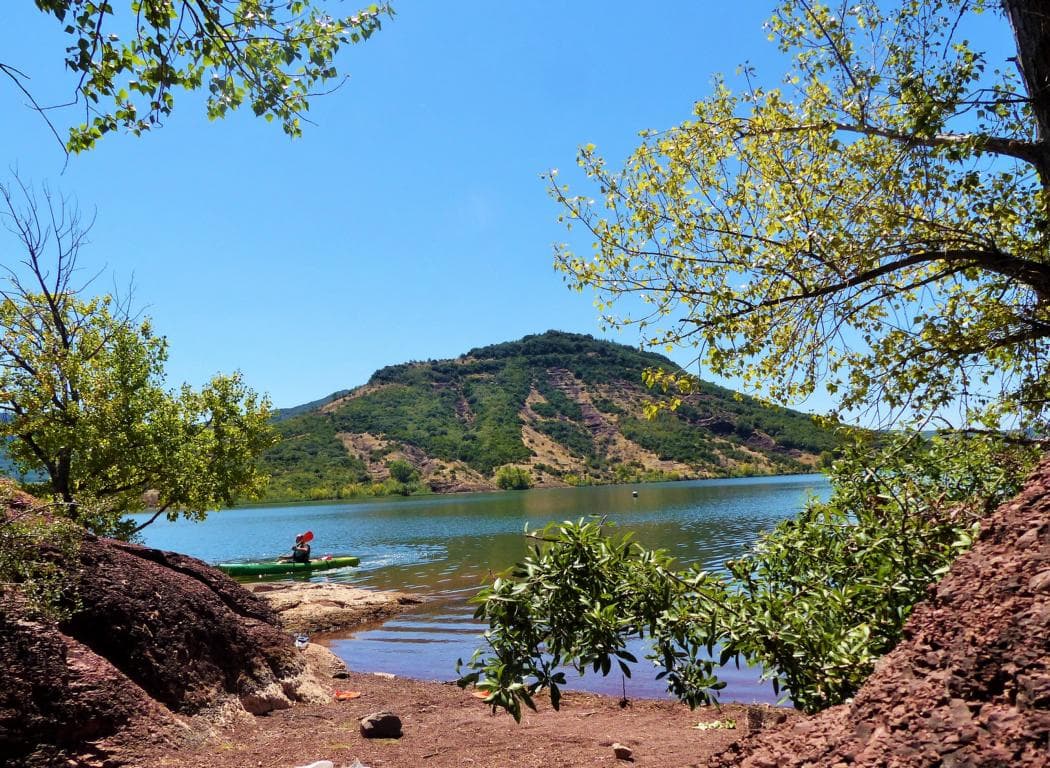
[{"xmin": 260, "ymin": 330, "xmax": 838, "ymax": 501}]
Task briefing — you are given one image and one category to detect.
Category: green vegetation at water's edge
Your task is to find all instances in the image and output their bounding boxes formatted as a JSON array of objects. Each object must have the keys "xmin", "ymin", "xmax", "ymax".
[
  {"xmin": 460, "ymin": 433, "xmax": 1039, "ymax": 718},
  {"xmin": 259, "ymin": 331, "xmax": 839, "ymax": 502}
]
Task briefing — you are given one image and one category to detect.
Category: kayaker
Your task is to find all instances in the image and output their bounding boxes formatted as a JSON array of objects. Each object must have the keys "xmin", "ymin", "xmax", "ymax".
[{"xmin": 279, "ymin": 533, "xmax": 311, "ymax": 563}]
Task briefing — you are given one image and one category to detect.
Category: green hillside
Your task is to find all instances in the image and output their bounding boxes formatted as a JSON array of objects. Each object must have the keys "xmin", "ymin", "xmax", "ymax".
[{"xmin": 260, "ymin": 331, "xmax": 838, "ymax": 501}]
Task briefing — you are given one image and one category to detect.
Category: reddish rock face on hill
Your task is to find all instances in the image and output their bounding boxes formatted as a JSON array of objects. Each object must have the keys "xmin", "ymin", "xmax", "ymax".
[
  {"xmin": 709, "ymin": 457, "xmax": 1050, "ymax": 767},
  {"xmin": 0, "ymin": 533, "xmax": 326, "ymax": 767}
]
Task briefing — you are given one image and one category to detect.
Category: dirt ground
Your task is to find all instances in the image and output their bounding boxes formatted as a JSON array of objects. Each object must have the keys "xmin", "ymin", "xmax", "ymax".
[
  {"xmin": 76, "ymin": 582, "xmax": 788, "ymax": 768},
  {"xmin": 139, "ymin": 666, "xmax": 777, "ymax": 768}
]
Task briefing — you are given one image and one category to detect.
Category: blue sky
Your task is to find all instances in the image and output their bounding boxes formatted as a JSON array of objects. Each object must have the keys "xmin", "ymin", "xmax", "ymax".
[{"xmin": 0, "ymin": 2, "xmax": 1014, "ymax": 414}]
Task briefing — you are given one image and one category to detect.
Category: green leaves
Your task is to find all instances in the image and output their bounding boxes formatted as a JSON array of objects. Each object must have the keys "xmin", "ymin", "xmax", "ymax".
[
  {"xmin": 548, "ymin": 0, "xmax": 1050, "ymax": 430},
  {"xmin": 457, "ymin": 517, "xmax": 732, "ymax": 717},
  {"xmin": 0, "ymin": 483, "xmax": 82, "ymax": 621},
  {"xmin": 718, "ymin": 431, "xmax": 1036, "ymax": 712},
  {"xmin": 0, "ymin": 287, "xmax": 276, "ymax": 537},
  {"xmin": 24, "ymin": 2, "xmax": 393, "ymax": 152},
  {"xmin": 495, "ymin": 465, "xmax": 533, "ymax": 490},
  {"xmin": 461, "ymin": 433, "xmax": 1037, "ymax": 715}
]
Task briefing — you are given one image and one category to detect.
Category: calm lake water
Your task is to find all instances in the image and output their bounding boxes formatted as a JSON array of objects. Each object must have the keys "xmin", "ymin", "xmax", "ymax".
[{"xmin": 135, "ymin": 474, "xmax": 829, "ymax": 704}]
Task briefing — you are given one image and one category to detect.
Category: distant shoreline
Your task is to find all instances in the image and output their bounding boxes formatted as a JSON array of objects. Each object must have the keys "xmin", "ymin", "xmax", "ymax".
[{"xmin": 245, "ymin": 467, "xmax": 829, "ymax": 508}]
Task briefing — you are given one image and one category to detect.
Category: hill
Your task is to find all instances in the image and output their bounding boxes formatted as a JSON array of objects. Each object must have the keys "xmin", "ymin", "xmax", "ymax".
[{"xmin": 260, "ymin": 331, "xmax": 838, "ymax": 501}]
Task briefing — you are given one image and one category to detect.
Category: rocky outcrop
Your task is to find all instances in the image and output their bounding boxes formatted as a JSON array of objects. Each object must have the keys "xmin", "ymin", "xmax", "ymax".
[
  {"xmin": 248, "ymin": 581, "xmax": 422, "ymax": 634},
  {"xmin": 1, "ymin": 534, "xmax": 329, "ymax": 767},
  {"xmin": 0, "ymin": 602, "xmax": 180, "ymax": 767},
  {"xmin": 708, "ymin": 456, "xmax": 1050, "ymax": 767}
]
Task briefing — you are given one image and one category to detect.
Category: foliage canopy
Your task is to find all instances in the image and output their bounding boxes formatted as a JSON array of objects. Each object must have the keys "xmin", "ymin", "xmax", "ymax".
[
  {"xmin": 495, "ymin": 465, "xmax": 532, "ymax": 490},
  {"xmin": 0, "ymin": 180, "xmax": 275, "ymax": 538},
  {"xmin": 465, "ymin": 0, "xmax": 1050, "ymax": 718},
  {"xmin": 5, "ymin": 1, "xmax": 391, "ymax": 152},
  {"xmin": 551, "ymin": 0, "xmax": 1050, "ymax": 429}
]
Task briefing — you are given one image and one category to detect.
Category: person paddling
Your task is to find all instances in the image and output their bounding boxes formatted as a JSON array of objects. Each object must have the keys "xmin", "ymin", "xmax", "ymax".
[{"xmin": 279, "ymin": 532, "xmax": 312, "ymax": 563}]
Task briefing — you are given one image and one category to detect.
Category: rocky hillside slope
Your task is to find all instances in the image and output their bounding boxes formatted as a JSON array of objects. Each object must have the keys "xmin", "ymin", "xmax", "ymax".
[
  {"xmin": 262, "ymin": 331, "xmax": 837, "ymax": 500},
  {"xmin": 708, "ymin": 455, "xmax": 1050, "ymax": 767},
  {"xmin": 0, "ymin": 484, "xmax": 330, "ymax": 767}
]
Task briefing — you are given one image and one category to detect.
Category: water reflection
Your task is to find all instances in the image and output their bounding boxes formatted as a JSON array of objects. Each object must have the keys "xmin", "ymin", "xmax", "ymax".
[{"xmin": 136, "ymin": 474, "xmax": 829, "ymax": 703}]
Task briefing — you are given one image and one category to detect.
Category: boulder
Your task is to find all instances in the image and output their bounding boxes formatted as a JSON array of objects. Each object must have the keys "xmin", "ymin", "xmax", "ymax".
[
  {"xmin": 0, "ymin": 531, "xmax": 328, "ymax": 766},
  {"xmin": 359, "ymin": 710, "xmax": 403, "ymax": 738}
]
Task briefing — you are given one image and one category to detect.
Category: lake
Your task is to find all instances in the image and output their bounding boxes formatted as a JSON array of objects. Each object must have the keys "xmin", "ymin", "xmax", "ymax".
[{"xmin": 135, "ymin": 474, "xmax": 829, "ymax": 704}]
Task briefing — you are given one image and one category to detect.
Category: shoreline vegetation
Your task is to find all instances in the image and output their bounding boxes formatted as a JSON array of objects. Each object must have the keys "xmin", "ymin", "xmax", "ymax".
[{"xmin": 245, "ymin": 463, "xmax": 828, "ymax": 506}]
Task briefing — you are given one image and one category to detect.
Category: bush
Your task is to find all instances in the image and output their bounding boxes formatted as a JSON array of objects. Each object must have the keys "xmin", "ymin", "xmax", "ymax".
[
  {"xmin": 387, "ymin": 459, "xmax": 419, "ymax": 484},
  {"xmin": 495, "ymin": 465, "xmax": 533, "ymax": 490},
  {"xmin": 0, "ymin": 485, "xmax": 82, "ymax": 621},
  {"xmin": 716, "ymin": 433, "xmax": 1037, "ymax": 711},
  {"xmin": 459, "ymin": 432, "xmax": 1038, "ymax": 716}
]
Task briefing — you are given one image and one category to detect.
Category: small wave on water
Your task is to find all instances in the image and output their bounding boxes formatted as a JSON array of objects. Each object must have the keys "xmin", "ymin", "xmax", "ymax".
[{"xmin": 349, "ymin": 543, "xmax": 447, "ymax": 573}]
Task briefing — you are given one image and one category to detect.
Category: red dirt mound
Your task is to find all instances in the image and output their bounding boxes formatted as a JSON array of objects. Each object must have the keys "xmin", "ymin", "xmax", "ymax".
[
  {"xmin": 0, "ymin": 529, "xmax": 327, "ymax": 767},
  {"xmin": 708, "ymin": 456, "xmax": 1050, "ymax": 767}
]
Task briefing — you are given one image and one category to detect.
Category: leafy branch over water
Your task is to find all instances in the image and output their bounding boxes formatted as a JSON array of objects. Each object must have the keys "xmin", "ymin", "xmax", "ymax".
[{"xmin": 459, "ymin": 433, "xmax": 1037, "ymax": 716}]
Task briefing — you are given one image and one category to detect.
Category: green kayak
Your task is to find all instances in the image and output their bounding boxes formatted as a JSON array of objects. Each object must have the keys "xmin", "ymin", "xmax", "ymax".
[{"xmin": 217, "ymin": 555, "xmax": 360, "ymax": 577}]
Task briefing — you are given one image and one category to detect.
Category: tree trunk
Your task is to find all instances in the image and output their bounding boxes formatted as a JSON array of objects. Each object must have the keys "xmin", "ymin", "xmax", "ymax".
[
  {"xmin": 1002, "ymin": 0, "xmax": 1050, "ymax": 183},
  {"xmin": 54, "ymin": 451, "xmax": 75, "ymax": 516}
]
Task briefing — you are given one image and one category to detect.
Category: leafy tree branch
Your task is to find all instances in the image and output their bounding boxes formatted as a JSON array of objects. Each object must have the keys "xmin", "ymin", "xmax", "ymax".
[
  {"xmin": 4, "ymin": 1, "xmax": 392, "ymax": 153},
  {"xmin": 0, "ymin": 177, "xmax": 276, "ymax": 537},
  {"xmin": 549, "ymin": 0, "xmax": 1050, "ymax": 429}
]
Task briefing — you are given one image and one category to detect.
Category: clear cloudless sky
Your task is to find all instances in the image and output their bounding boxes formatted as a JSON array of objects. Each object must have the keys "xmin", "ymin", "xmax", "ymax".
[{"xmin": 0, "ymin": 2, "xmax": 1016, "ymax": 413}]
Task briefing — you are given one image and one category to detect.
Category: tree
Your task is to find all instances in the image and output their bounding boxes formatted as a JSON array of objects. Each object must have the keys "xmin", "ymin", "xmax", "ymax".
[
  {"xmin": 386, "ymin": 458, "xmax": 417, "ymax": 484},
  {"xmin": 3, "ymin": 1, "xmax": 392, "ymax": 153},
  {"xmin": 550, "ymin": 0, "xmax": 1050, "ymax": 430},
  {"xmin": 0, "ymin": 179, "xmax": 276, "ymax": 538},
  {"xmin": 495, "ymin": 464, "xmax": 532, "ymax": 490},
  {"xmin": 461, "ymin": 0, "xmax": 1050, "ymax": 717}
]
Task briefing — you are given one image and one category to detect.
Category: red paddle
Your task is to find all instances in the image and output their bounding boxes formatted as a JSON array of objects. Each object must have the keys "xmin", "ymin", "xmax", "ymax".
[{"xmin": 301, "ymin": 530, "xmax": 314, "ymax": 543}]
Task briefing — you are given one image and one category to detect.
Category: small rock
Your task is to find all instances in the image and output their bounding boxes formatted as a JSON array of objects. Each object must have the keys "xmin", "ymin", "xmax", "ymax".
[
  {"xmin": 747, "ymin": 704, "xmax": 764, "ymax": 732},
  {"xmin": 295, "ymin": 762, "xmax": 334, "ymax": 768},
  {"xmin": 612, "ymin": 742, "xmax": 633, "ymax": 761},
  {"xmin": 1028, "ymin": 568, "xmax": 1050, "ymax": 594},
  {"xmin": 360, "ymin": 710, "xmax": 403, "ymax": 739}
]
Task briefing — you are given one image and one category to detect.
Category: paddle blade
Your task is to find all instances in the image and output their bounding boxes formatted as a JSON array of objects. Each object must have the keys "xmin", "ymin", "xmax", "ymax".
[{"xmin": 302, "ymin": 530, "xmax": 314, "ymax": 543}]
